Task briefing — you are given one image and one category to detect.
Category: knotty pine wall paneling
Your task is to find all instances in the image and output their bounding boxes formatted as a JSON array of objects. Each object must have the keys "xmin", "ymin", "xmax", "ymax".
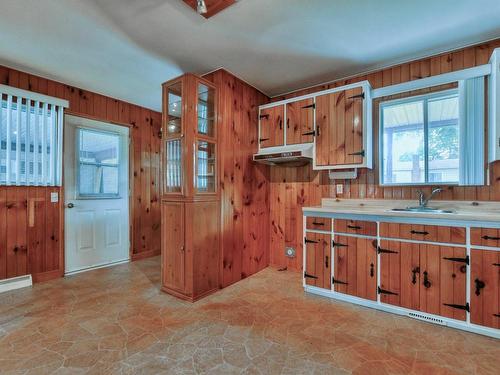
[
  {"xmin": 269, "ymin": 39, "xmax": 500, "ymax": 271},
  {"xmin": 204, "ymin": 69, "xmax": 271, "ymax": 287},
  {"xmin": 0, "ymin": 65, "xmax": 161, "ymax": 282}
]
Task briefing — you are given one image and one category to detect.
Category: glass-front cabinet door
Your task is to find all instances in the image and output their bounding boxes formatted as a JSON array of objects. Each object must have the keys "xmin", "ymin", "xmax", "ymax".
[
  {"xmin": 164, "ymin": 79, "xmax": 183, "ymax": 194},
  {"xmin": 197, "ymin": 83, "xmax": 215, "ymax": 138},
  {"xmin": 195, "ymin": 140, "xmax": 216, "ymax": 193},
  {"xmin": 165, "ymin": 138, "xmax": 182, "ymax": 194},
  {"xmin": 166, "ymin": 81, "xmax": 182, "ymax": 136}
]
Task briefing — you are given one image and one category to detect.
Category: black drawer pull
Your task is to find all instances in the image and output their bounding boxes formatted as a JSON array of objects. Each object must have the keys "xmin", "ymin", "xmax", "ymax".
[
  {"xmin": 378, "ymin": 287, "xmax": 398, "ymax": 296},
  {"xmin": 304, "ymin": 272, "xmax": 318, "ymax": 279},
  {"xmin": 443, "ymin": 256, "xmax": 469, "ymax": 265},
  {"xmin": 474, "ymin": 278, "xmax": 485, "ymax": 296},
  {"xmin": 311, "ymin": 221, "xmax": 324, "ymax": 226},
  {"xmin": 304, "ymin": 238, "xmax": 319, "ymax": 244},
  {"xmin": 279, "ymin": 119, "xmax": 282, "ymax": 130},
  {"xmin": 482, "ymin": 235, "xmax": 500, "ymax": 240},
  {"xmin": 411, "ymin": 230, "xmax": 429, "ymax": 235},
  {"xmin": 347, "ymin": 150, "xmax": 365, "ymax": 157},
  {"xmin": 377, "ymin": 246, "xmax": 398, "ymax": 254},
  {"xmin": 370, "ymin": 263, "xmax": 374, "ymax": 278},
  {"xmin": 423, "ymin": 271, "xmax": 431, "ymax": 288},
  {"xmin": 332, "ymin": 277, "xmax": 348, "ymax": 285},
  {"xmin": 332, "ymin": 241, "xmax": 347, "ymax": 247},
  {"xmin": 347, "ymin": 225, "xmax": 361, "ymax": 230},
  {"xmin": 443, "ymin": 303, "xmax": 469, "ymax": 312}
]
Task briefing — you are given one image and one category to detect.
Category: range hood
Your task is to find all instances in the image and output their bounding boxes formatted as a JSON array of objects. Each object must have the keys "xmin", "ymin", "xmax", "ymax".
[{"xmin": 253, "ymin": 144, "xmax": 313, "ymax": 167}]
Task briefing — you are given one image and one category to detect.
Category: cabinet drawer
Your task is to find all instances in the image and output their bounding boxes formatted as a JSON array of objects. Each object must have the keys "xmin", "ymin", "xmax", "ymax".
[
  {"xmin": 334, "ymin": 219, "xmax": 376, "ymax": 236},
  {"xmin": 306, "ymin": 217, "xmax": 331, "ymax": 231},
  {"xmin": 379, "ymin": 223, "xmax": 465, "ymax": 244},
  {"xmin": 471, "ymin": 228, "xmax": 500, "ymax": 247}
]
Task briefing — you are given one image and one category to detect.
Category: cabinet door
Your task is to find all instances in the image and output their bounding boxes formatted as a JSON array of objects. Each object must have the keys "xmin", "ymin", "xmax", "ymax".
[
  {"xmin": 440, "ymin": 247, "xmax": 467, "ymax": 321},
  {"xmin": 470, "ymin": 249, "xmax": 500, "ymax": 329},
  {"xmin": 162, "ymin": 202, "xmax": 185, "ymax": 292},
  {"xmin": 379, "ymin": 240, "xmax": 401, "ymax": 306},
  {"xmin": 304, "ymin": 233, "xmax": 331, "ymax": 289},
  {"xmin": 400, "ymin": 243, "xmax": 421, "ymax": 311},
  {"xmin": 333, "ymin": 235, "xmax": 376, "ymax": 299},
  {"xmin": 259, "ymin": 106, "xmax": 284, "ymax": 148},
  {"xmin": 286, "ymin": 98, "xmax": 314, "ymax": 145},
  {"xmin": 315, "ymin": 87, "xmax": 364, "ymax": 167},
  {"xmin": 418, "ymin": 244, "xmax": 441, "ymax": 315}
]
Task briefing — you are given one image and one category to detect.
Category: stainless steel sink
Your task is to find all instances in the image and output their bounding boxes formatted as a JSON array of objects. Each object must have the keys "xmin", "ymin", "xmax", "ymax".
[{"xmin": 391, "ymin": 207, "xmax": 455, "ymax": 214}]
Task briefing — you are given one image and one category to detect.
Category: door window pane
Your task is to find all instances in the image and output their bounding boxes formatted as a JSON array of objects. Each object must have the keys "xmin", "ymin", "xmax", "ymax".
[
  {"xmin": 165, "ymin": 138, "xmax": 182, "ymax": 193},
  {"xmin": 167, "ymin": 82, "xmax": 182, "ymax": 135},
  {"xmin": 197, "ymin": 83, "xmax": 215, "ymax": 137},
  {"xmin": 78, "ymin": 129, "xmax": 119, "ymax": 197}
]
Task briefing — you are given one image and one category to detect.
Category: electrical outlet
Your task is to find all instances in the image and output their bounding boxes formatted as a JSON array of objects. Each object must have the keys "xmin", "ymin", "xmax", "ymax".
[
  {"xmin": 336, "ymin": 184, "xmax": 343, "ymax": 195},
  {"xmin": 285, "ymin": 247, "xmax": 296, "ymax": 258}
]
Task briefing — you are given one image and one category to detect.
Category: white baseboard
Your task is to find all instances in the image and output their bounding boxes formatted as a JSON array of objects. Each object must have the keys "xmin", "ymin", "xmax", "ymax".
[{"xmin": 0, "ymin": 274, "xmax": 33, "ymax": 294}]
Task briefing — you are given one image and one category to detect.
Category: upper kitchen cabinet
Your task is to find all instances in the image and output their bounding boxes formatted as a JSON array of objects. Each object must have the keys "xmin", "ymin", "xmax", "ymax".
[
  {"xmin": 162, "ymin": 74, "xmax": 218, "ymax": 197},
  {"xmin": 315, "ymin": 81, "xmax": 372, "ymax": 169},
  {"xmin": 259, "ymin": 105, "xmax": 284, "ymax": 148},
  {"xmin": 286, "ymin": 98, "xmax": 315, "ymax": 145}
]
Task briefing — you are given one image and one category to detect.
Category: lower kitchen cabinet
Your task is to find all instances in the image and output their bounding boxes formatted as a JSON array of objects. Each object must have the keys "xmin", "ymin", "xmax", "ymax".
[
  {"xmin": 333, "ymin": 235, "xmax": 377, "ymax": 300},
  {"xmin": 379, "ymin": 241, "xmax": 467, "ymax": 320},
  {"xmin": 304, "ymin": 233, "xmax": 331, "ymax": 290},
  {"xmin": 470, "ymin": 249, "xmax": 500, "ymax": 329}
]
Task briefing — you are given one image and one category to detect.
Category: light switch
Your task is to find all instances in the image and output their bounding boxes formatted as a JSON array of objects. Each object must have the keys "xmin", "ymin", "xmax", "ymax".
[
  {"xmin": 336, "ymin": 184, "xmax": 343, "ymax": 195},
  {"xmin": 50, "ymin": 192, "xmax": 59, "ymax": 203}
]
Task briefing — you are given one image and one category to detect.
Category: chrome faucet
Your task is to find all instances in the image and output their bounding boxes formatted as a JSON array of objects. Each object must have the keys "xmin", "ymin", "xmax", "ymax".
[{"xmin": 416, "ymin": 188, "xmax": 443, "ymax": 208}]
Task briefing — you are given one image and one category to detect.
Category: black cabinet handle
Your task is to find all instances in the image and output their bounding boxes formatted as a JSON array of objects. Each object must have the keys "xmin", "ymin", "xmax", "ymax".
[
  {"xmin": 475, "ymin": 278, "xmax": 485, "ymax": 296},
  {"xmin": 13, "ymin": 246, "xmax": 19, "ymax": 253},
  {"xmin": 370, "ymin": 263, "xmax": 374, "ymax": 278},
  {"xmin": 279, "ymin": 119, "xmax": 282, "ymax": 130},
  {"xmin": 347, "ymin": 225, "xmax": 361, "ymax": 230},
  {"xmin": 325, "ymin": 256, "xmax": 329, "ymax": 269},
  {"xmin": 411, "ymin": 267, "xmax": 420, "ymax": 285},
  {"xmin": 316, "ymin": 125, "xmax": 320, "ymax": 137},
  {"xmin": 411, "ymin": 230, "xmax": 429, "ymax": 235},
  {"xmin": 286, "ymin": 118, "xmax": 290, "ymax": 128},
  {"xmin": 482, "ymin": 235, "xmax": 500, "ymax": 240},
  {"xmin": 311, "ymin": 221, "xmax": 324, "ymax": 226},
  {"xmin": 423, "ymin": 271, "xmax": 431, "ymax": 288}
]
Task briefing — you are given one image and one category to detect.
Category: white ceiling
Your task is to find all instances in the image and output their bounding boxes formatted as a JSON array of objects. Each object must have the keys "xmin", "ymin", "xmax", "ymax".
[{"xmin": 1, "ymin": 0, "xmax": 500, "ymax": 111}]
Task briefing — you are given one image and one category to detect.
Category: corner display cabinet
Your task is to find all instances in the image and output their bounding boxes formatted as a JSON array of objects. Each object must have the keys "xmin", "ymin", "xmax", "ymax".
[{"xmin": 161, "ymin": 73, "xmax": 220, "ymax": 302}]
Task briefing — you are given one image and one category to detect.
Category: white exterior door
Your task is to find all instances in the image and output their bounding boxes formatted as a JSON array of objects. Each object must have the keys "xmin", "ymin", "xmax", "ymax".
[{"xmin": 64, "ymin": 115, "xmax": 130, "ymax": 274}]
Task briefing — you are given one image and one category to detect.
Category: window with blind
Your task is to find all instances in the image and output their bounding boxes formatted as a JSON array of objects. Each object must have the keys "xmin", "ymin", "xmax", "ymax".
[{"xmin": 0, "ymin": 85, "xmax": 66, "ymax": 186}]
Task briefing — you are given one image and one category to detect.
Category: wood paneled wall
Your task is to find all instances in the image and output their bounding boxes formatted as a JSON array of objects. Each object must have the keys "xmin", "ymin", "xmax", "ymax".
[
  {"xmin": 269, "ymin": 39, "xmax": 500, "ymax": 271},
  {"xmin": 0, "ymin": 65, "xmax": 161, "ymax": 282},
  {"xmin": 204, "ymin": 69, "xmax": 271, "ymax": 287}
]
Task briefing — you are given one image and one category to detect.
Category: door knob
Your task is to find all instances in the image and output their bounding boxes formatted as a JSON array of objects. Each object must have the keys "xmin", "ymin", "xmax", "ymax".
[{"xmin": 67, "ymin": 203, "xmax": 74, "ymax": 208}]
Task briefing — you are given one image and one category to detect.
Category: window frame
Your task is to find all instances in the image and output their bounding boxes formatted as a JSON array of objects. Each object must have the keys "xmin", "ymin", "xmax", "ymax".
[
  {"xmin": 379, "ymin": 88, "xmax": 460, "ymax": 186},
  {"xmin": 75, "ymin": 127, "xmax": 121, "ymax": 199}
]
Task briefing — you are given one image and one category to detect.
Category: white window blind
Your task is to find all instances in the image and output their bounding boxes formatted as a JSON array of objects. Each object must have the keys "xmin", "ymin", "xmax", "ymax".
[{"xmin": 0, "ymin": 85, "xmax": 67, "ymax": 186}]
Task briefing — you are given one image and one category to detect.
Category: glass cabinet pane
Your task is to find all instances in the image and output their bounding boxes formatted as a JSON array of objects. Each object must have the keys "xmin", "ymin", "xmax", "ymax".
[
  {"xmin": 165, "ymin": 138, "xmax": 182, "ymax": 193},
  {"xmin": 197, "ymin": 83, "xmax": 215, "ymax": 137},
  {"xmin": 196, "ymin": 141, "xmax": 216, "ymax": 193},
  {"xmin": 167, "ymin": 81, "xmax": 182, "ymax": 135}
]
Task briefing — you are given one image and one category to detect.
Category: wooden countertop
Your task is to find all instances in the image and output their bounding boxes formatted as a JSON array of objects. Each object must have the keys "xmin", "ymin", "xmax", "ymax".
[{"xmin": 302, "ymin": 199, "xmax": 500, "ymax": 225}]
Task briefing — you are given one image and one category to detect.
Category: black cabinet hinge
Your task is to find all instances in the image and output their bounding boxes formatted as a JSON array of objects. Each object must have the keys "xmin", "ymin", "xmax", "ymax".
[
  {"xmin": 311, "ymin": 221, "xmax": 324, "ymax": 226},
  {"xmin": 411, "ymin": 230, "xmax": 429, "ymax": 235},
  {"xmin": 443, "ymin": 256, "xmax": 469, "ymax": 265},
  {"xmin": 301, "ymin": 103, "xmax": 316, "ymax": 109},
  {"xmin": 259, "ymin": 138, "xmax": 269, "ymax": 143},
  {"xmin": 493, "ymin": 263, "xmax": 500, "ymax": 267},
  {"xmin": 304, "ymin": 272, "xmax": 318, "ymax": 279},
  {"xmin": 494, "ymin": 313, "xmax": 500, "ymax": 318},
  {"xmin": 482, "ymin": 235, "xmax": 500, "ymax": 240},
  {"xmin": 259, "ymin": 114, "xmax": 270, "ymax": 120},
  {"xmin": 347, "ymin": 92, "xmax": 365, "ymax": 100},
  {"xmin": 332, "ymin": 241, "xmax": 347, "ymax": 247},
  {"xmin": 301, "ymin": 130, "xmax": 316, "ymax": 136},
  {"xmin": 304, "ymin": 237, "xmax": 319, "ymax": 244},
  {"xmin": 347, "ymin": 150, "xmax": 365, "ymax": 157},
  {"xmin": 443, "ymin": 303, "xmax": 470, "ymax": 312},
  {"xmin": 332, "ymin": 277, "xmax": 348, "ymax": 285},
  {"xmin": 377, "ymin": 246, "xmax": 398, "ymax": 254},
  {"xmin": 378, "ymin": 287, "xmax": 398, "ymax": 296}
]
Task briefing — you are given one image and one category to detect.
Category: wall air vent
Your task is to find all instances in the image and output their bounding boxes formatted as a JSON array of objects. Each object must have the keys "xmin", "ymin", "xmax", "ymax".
[{"xmin": 408, "ymin": 312, "xmax": 446, "ymax": 325}]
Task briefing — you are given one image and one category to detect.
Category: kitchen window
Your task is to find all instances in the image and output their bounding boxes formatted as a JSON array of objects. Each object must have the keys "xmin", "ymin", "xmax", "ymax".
[{"xmin": 380, "ymin": 78, "xmax": 485, "ymax": 186}]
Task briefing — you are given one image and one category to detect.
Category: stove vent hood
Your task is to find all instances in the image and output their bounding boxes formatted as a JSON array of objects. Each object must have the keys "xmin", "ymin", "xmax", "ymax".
[{"xmin": 253, "ymin": 144, "xmax": 313, "ymax": 167}]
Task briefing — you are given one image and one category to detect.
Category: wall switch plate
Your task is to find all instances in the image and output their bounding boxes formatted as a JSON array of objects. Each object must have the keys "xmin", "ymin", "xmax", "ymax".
[
  {"xmin": 50, "ymin": 192, "xmax": 59, "ymax": 203},
  {"xmin": 336, "ymin": 184, "xmax": 343, "ymax": 195},
  {"xmin": 285, "ymin": 247, "xmax": 296, "ymax": 258}
]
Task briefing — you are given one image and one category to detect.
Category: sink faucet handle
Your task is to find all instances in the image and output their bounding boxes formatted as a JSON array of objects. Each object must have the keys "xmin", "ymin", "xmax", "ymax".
[{"xmin": 416, "ymin": 189, "xmax": 425, "ymax": 206}]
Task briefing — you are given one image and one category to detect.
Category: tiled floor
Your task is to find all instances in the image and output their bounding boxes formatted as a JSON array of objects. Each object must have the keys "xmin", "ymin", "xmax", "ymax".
[{"xmin": 0, "ymin": 257, "xmax": 499, "ymax": 375}]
